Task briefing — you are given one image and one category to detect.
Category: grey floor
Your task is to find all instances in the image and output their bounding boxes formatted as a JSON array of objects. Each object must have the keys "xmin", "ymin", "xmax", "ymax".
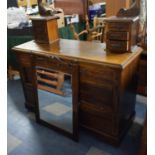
[{"xmin": 7, "ymin": 79, "xmax": 147, "ymax": 155}]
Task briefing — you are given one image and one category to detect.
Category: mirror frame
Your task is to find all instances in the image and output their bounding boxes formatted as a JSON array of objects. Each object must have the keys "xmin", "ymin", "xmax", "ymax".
[{"xmin": 33, "ymin": 55, "xmax": 79, "ymax": 141}]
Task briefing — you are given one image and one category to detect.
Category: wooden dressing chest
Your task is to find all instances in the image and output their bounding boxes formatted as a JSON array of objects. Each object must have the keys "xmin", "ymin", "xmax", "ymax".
[
  {"xmin": 13, "ymin": 39, "xmax": 142, "ymax": 145},
  {"xmin": 105, "ymin": 16, "xmax": 139, "ymax": 53}
]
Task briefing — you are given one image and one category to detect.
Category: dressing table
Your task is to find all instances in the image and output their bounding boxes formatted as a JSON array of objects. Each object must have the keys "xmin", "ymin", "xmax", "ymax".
[{"xmin": 13, "ymin": 39, "xmax": 142, "ymax": 145}]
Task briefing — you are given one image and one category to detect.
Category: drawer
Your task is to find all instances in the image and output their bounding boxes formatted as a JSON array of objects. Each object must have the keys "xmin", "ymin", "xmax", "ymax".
[
  {"xmin": 17, "ymin": 53, "xmax": 32, "ymax": 67},
  {"xmin": 80, "ymin": 62, "xmax": 117, "ymax": 84},
  {"xmin": 80, "ymin": 82, "xmax": 115, "ymax": 108},
  {"xmin": 34, "ymin": 55, "xmax": 77, "ymax": 74},
  {"xmin": 107, "ymin": 40, "xmax": 129, "ymax": 53},
  {"xmin": 107, "ymin": 31, "xmax": 129, "ymax": 41},
  {"xmin": 107, "ymin": 23, "xmax": 130, "ymax": 31},
  {"xmin": 80, "ymin": 109, "xmax": 114, "ymax": 135}
]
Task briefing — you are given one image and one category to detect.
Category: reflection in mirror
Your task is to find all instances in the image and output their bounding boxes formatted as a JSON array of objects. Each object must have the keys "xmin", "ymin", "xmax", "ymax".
[{"xmin": 36, "ymin": 66, "xmax": 73, "ymax": 133}]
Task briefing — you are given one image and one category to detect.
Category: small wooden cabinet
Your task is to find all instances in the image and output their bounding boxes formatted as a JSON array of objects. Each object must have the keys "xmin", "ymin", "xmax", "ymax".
[
  {"xmin": 30, "ymin": 16, "xmax": 59, "ymax": 44},
  {"xmin": 105, "ymin": 16, "xmax": 139, "ymax": 53}
]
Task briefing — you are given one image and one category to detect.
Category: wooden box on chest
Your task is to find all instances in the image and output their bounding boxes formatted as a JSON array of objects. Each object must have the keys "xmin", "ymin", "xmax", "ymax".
[
  {"xmin": 105, "ymin": 16, "xmax": 139, "ymax": 53},
  {"xmin": 30, "ymin": 16, "xmax": 59, "ymax": 44}
]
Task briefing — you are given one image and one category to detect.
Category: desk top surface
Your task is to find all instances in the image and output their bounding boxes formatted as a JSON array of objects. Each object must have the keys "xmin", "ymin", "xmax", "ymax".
[{"xmin": 13, "ymin": 39, "xmax": 142, "ymax": 69}]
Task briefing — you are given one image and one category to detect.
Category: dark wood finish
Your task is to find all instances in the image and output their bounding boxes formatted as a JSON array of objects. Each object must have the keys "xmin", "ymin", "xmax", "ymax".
[
  {"xmin": 105, "ymin": 16, "xmax": 139, "ymax": 53},
  {"xmin": 13, "ymin": 39, "xmax": 142, "ymax": 145},
  {"xmin": 30, "ymin": 16, "xmax": 59, "ymax": 44}
]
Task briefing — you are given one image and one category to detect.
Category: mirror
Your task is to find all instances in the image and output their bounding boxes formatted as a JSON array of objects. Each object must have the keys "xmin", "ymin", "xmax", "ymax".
[{"xmin": 34, "ymin": 57, "xmax": 79, "ymax": 141}]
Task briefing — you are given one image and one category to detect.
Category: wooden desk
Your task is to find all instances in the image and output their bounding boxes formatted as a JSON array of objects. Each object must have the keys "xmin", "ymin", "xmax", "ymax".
[{"xmin": 13, "ymin": 39, "xmax": 142, "ymax": 145}]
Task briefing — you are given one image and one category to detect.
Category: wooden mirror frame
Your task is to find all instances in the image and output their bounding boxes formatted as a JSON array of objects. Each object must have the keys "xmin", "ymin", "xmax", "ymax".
[{"xmin": 33, "ymin": 55, "xmax": 79, "ymax": 141}]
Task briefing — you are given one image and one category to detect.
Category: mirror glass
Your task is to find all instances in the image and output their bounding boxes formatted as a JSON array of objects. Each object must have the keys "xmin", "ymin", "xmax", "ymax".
[{"xmin": 36, "ymin": 66, "xmax": 73, "ymax": 133}]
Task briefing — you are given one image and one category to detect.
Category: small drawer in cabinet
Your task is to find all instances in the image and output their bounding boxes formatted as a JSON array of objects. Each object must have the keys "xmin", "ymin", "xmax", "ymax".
[
  {"xmin": 80, "ymin": 62, "xmax": 116, "ymax": 84},
  {"xmin": 107, "ymin": 40, "xmax": 129, "ymax": 53},
  {"xmin": 107, "ymin": 31, "xmax": 129, "ymax": 41},
  {"xmin": 107, "ymin": 23, "xmax": 130, "ymax": 31}
]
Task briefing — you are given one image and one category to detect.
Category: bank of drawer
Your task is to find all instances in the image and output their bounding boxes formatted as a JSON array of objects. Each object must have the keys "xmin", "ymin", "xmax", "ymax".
[
  {"xmin": 107, "ymin": 31, "xmax": 129, "ymax": 41},
  {"xmin": 107, "ymin": 22, "xmax": 130, "ymax": 31},
  {"xmin": 107, "ymin": 40, "xmax": 129, "ymax": 53},
  {"xmin": 80, "ymin": 63, "xmax": 117, "ymax": 84}
]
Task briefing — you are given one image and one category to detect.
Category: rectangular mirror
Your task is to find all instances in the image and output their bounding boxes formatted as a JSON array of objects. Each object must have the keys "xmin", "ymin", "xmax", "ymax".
[{"xmin": 34, "ymin": 57, "xmax": 79, "ymax": 141}]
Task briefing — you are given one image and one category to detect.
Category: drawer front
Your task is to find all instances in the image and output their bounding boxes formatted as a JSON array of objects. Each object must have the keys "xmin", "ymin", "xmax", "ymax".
[
  {"xmin": 107, "ymin": 40, "xmax": 129, "ymax": 53},
  {"xmin": 80, "ymin": 62, "xmax": 117, "ymax": 84},
  {"xmin": 34, "ymin": 55, "xmax": 77, "ymax": 74},
  {"xmin": 80, "ymin": 82, "xmax": 115, "ymax": 109},
  {"xmin": 107, "ymin": 31, "xmax": 129, "ymax": 41},
  {"xmin": 107, "ymin": 23, "xmax": 130, "ymax": 31},
  {"xmin": 17, "ymin": 53, "xmax": 32, "ymax": 67},
  {"xmin": 80, "ymin": 110, "xmax": 114, "ymax": 135}
]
